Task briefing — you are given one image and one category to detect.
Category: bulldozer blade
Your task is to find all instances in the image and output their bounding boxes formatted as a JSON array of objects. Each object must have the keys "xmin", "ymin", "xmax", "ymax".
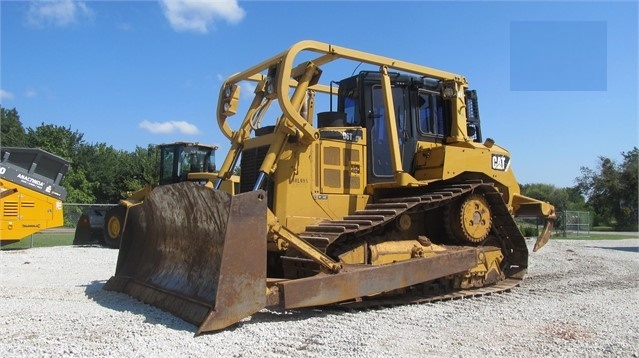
[
  {"xmin": 103, "ymin": 182, "xmax": 268, "ymax": 334},
  {"xmin": 277, "ymin": 247, "xmax": 479, "ymax": 309}
]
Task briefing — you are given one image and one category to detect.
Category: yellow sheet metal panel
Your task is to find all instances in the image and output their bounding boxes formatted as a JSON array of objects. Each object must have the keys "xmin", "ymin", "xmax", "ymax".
[{"xmin": 0, "ymin": 180, "xmax": 63, "ymax": 241}]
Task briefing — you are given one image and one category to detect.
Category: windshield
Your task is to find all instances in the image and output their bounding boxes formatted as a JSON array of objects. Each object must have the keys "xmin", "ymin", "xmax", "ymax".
[
  {"xmin": 178, "ymin": 146, "xmax": 215, "ymax": 175},
  {"xmin": 160, "ymin": 144, "xmax": 215, "ymax": 185}
]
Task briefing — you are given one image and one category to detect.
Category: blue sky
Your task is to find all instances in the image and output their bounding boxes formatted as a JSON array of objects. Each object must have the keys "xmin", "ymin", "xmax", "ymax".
[{"xmin": 1, "ymin": 0, "xmax": 637, "ymax": 188}]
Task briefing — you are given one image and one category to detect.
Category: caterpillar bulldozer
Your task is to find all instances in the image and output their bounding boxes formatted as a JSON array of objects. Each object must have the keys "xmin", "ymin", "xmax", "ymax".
[
  {"xmin": 104, "ymin": 40, "xmax": 556, "ymax": 334},
  {"xmin": 73, "ymin": 142, "xmax": 236, "ymax": 248},
  {"xmin": 0, "ymin": 147, "xmax": 69, "ymax": 245}
]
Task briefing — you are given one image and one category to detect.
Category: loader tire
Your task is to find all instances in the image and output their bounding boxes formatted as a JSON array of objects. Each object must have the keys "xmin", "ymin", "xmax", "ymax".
[{"xmin": 102, "ymin": 205, "xmax": 125, "ymax": 249}]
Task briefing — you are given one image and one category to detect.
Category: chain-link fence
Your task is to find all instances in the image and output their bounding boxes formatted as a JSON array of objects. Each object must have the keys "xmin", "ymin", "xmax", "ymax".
[
  {"xmin": 63, "ymin": 203, "xmax": 117, "ymax": 228},
  {"xmin": 560, "ymin": 210, "xmax": 590, "ymax": 237},
  {"xmin": 516, "ymin": 216, "xmax": 544, "ymax": 237},
  {"xmin": 516, "ymin": 211, "xmax": 591, "ymax": 238}
]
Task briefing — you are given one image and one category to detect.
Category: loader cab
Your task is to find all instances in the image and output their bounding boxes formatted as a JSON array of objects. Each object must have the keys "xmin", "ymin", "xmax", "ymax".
[{"xmin": 158, "ymin": 142, "xmax": 217, "ymax": 185}]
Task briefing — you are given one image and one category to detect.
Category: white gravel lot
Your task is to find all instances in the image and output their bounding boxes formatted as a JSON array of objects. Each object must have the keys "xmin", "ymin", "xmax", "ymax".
[{"xmin": 1, "ymin": 237, "xmax": 638, "ymax": 357}]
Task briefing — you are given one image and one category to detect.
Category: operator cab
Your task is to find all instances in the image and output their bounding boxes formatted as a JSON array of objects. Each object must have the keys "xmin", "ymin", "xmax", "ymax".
[
  {"xmin": 335, "ymin": 71, "xmax": 482, "ymax": 182},
  {"xmin": 158, "ymin": 142, "xmax": 217, "ymax": 185}
]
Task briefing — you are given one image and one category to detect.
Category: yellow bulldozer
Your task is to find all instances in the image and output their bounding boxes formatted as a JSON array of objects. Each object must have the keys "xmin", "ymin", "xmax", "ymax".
[
  {"xmin": 0, "ymin": 147, "xmax": 70, "ymax": 245},
  {"xmin": 104, "ymin": 40, "xmax": 556, "ymax": 334},
  {"xmin": 73, "ymin": 141, "xmax": 237, "ymax": 248}
]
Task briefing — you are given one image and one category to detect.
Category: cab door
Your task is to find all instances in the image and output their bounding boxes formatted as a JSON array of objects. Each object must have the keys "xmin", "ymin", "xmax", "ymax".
[{"xmin": 367, "ymin": 84, "xmax": 414, "ymax": 182}]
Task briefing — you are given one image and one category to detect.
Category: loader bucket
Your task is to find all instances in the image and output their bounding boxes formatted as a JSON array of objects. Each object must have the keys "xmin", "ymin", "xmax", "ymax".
[
  {"xmin": 103, "ymin": 182, "xmax": 268, "ymax": 334},
  {"xmin": 73, "ymin": 217, "xmax": 94, "ymax": 245},
  {"xmin": 73, "ymin": 208, "xmax": 105, "ymax": 245}
]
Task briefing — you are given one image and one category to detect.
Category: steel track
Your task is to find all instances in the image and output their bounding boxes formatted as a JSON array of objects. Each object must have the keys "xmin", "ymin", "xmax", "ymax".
[{"xmin": 281, "ymin": 180, "xmax": 529, "ymax": 306}]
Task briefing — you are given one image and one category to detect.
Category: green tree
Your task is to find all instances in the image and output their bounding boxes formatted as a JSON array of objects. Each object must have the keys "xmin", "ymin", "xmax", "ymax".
[
  {"xmin": 618, "ymin": 148, "xmax": 638, "ymax": 229},
  {"xmin": 129, "ymin": 144, "xmax": 161, "ymax": 185},
  {"xmin": 63, "ymin": 168, "xmax": 96, "ymax": 203},
  {"xmin": 71, "ymin": 143, "xmax": 160, "ymax": 204},
  {"xmin": 0, "ymin": 106, "xmax": 27, "ymax": 146},
  {"xmin": 576, "ymin": 148, "xmax": 638, "ymax": 230},
  {"xmin": 565, "ymin": 186, "xmax": 589, "ymax": 212},
  {"xmin": 520, "ymin": 183, "xmax": 569, "ymax": 212},
  {"xmin": 25, "ymin": 123, "xmax": 85, "ymax": 159},
  {"xmin": 74, "ymin": 143, "xmax": 132, "ymax": 203},
  {"xmin": 520, "ymin": 183, "xmax": 590, "ymax": 230},
  {"xmin": 117, "ymin": 145, "xmax": 160, "ymax": 197}
]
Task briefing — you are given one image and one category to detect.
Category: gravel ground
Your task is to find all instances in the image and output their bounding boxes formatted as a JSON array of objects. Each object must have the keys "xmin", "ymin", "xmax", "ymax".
[{"xmin": 1, "ymin": 238, "xmax": 638, "ymax": 357}]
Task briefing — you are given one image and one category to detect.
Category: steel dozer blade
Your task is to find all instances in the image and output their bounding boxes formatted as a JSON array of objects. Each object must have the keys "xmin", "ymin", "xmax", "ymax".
[{"xmin": 103, "ymin": 182, "xmax": 268, "ymax": 335}]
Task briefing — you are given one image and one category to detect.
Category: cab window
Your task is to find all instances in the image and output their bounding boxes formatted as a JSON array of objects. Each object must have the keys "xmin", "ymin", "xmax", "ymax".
[
  {"xmin": 370, "ymin": 84, "xmax": 406, "ymax": 177},
  {"xmin": 343, "ymin": 88, "xmax": 359, "ymax": 126},
  {"xmin": 418, "ymin": 90, "xmax": 445, "ymax": 137}
]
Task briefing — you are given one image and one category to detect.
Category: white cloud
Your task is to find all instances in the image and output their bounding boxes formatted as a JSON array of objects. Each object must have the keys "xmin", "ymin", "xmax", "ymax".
[
  {"xmin": 25, "ymin": 88, "xmax": 38, "ymax": 98},
  {"xmin": 139, "ymin": 120, "xmax": 201, "ymax": 135},
  {"xmin": 116, "ymin": 22, "xmax": 132, "ymax": 31},
  {"xmin": 241, "ymin": 82, "xmax": 256, "ymax": 99},
  {"xmin": 0, "ymin": 89, "xmax": 15, "ymax": 100},
  {"xmin": 159, "ymin": 0, "xmax": 245, "ymax": 33},
  {"xmin": 27, "ymin": 0, "xmax": 93, "ymax": 28}
]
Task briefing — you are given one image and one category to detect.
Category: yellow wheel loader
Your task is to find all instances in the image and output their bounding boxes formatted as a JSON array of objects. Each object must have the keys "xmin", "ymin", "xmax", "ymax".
[
  {"xmin": 0, "ymin": 147, "xmax": 69, "ymax": 245},
  {"xmin": 104, "ymin": 40, "xmax": 556, "ymax": 334},
  {"xmin": 73, "ymin": 142, "xmax": 237, "ymax": 248}
]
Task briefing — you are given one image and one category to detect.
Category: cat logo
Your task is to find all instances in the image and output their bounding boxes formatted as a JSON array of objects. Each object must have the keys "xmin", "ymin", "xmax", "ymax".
[{"xmin": 491, "ymin": 154, "xmax": 510, "ymax": 171}]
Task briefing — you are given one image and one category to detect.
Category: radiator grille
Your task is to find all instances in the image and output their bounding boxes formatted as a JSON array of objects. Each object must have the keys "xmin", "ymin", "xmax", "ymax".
[
  {"xmin": 239, "ymin": 146, "xmax": 268, "ymax": 193},
  {"xmin": 3, "ymin": 201, "xmax": 18, "ymax": 216},
  {"xmin": 240, "ymin": 145, "xmax": 274, "ymax": 210},
  {"xmin": 324, "ymin": 169, "xmax": 341, "ymax": 188},
  {"xmin": 323, "ymin": 147, "xmax": 340, "ymax": 166}
]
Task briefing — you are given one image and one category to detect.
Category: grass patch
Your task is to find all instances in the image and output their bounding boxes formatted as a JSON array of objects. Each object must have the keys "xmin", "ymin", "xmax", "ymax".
[
  {"xmin": 592, "ymin": 226, "xmax": 614, "ymax": 232},
  {"xmin": 1, "ymin": 233, "xmax": 74, "ymax": 250}
]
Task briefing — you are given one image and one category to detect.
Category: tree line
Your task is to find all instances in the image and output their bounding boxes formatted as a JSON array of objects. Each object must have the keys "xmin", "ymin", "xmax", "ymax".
[
  {"xmin": 1, "ymin": 106, "xmax": 637, "ymax": 231},
  {"xmin": 518, "ymin": 148, "xmax": 637, "ymax": 231},
  {"xmin": 1, "ymin": 107, "xmax": 159, "ymax": 205}
]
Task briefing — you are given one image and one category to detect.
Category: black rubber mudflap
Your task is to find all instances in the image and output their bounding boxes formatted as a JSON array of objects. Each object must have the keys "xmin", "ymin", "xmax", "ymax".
[{"xmin": 103, "ymin": 182, "xmax": 268, "ymax": 334}]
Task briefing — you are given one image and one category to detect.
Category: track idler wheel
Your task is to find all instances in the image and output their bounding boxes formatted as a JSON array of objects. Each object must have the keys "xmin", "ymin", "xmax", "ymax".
[
  {"xmin": 449, "ymin": 194, "xmax": 492, "ymax": 244},
  {"xmin": 103, "ymin": 205, "xmax": 125, "ymax": 249}
]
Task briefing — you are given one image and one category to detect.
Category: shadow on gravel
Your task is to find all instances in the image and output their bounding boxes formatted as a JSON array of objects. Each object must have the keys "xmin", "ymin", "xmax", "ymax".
[
  {"xmin": 73, "ymin": 244, "xmax": 109, "ymax": 248},
  {"xmin": 195, "ymin": 308, "xmax": 347, "ymax": 336},
  {"xmin": 82, "ymin": 280, "xmax": 196, "ymax": 333},
  {"xmin": 587, "ymin": 246, "xmax": 639, "ymax": 253},
  {"xmin": 83, "ymin": 280, "xmax": 350, "ymax": 334},
  {"xmin": 0, "ymin": 247, "xmax": 29, "ymax": 251},
  {"xmin": 251, "ymin": 307, "xmax": 343, "ymax": 324}
]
